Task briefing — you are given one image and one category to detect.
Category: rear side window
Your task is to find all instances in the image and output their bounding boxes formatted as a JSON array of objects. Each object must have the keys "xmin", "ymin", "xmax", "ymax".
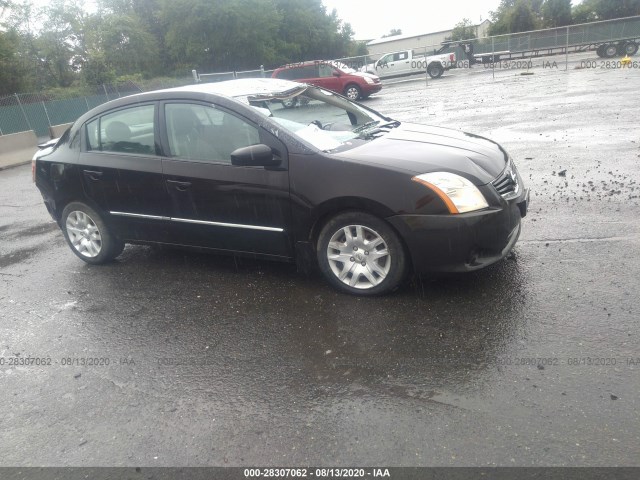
[
  {"xmin": 275, "ymin": 68, "xmax": 298, "ymax": 80},
  {"xmin": 86, "ymin": 104, "xmax": 156, "ymax": 155}
]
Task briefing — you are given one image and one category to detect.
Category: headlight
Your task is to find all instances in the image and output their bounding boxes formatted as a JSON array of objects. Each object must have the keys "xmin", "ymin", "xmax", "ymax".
[
  {"xmin": 363, "ymin": 76, "xmax": 374, "ymax": 84},
  {"xmin": 412, "ymin": 172, "xmax": 489, "ymax": 214}
]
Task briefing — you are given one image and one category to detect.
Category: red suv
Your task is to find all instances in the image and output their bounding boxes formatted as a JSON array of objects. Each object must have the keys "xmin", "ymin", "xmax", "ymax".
[{"xmin": 271, "ymin": 60, "xmax": 382, "ymax": 100}]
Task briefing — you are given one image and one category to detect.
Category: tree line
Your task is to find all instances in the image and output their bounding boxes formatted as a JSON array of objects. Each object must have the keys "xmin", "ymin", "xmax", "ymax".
[
  {"xmin": 449, "ymin": 0, "xmax": 640, "ymax": 42},
  {"xmin": 0, "ymin": 0, "xmax": 363, "ymax": 95},
  {"xmin": 488, "ymin": 0, "xmax": 640, "ymax": 35}
]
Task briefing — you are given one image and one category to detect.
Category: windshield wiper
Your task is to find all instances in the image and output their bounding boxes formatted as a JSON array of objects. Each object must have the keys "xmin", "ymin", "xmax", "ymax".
[
  {"xmin": 352, "ymin": 120, "xmax": 380, "ymax": 133},
  {"xmin": 355, "ymin": 120, "xmax": 401, "ymax": 139}
]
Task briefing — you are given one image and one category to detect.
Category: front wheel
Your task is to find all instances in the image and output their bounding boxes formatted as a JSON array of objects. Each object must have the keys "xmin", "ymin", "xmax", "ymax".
[
  {"xmin": 343, "ymin": 84, "xmax": 362, "ymax": 101},
  {"xmin": 61, "ymin": 202, "xmax": 124, "ymax": 264},
  {"xmin": 427, "ymin": 63, "xmax": 444, "ymax": 79},
  {"xmin": 316, "ymin": 212, "xmax": 407, "ymax": 296}
]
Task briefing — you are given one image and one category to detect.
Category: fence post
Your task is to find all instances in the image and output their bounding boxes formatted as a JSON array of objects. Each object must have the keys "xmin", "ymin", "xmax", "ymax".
[
  {"xmin": 103, "ymin": 84, "xmax": 110, "ymax": 101},
  {"xmin": 42, "ymin": 101, "xmax": 52, "ymax": 128},
  {"xmin": 84, "ymin": 96, "xmax": 90, "ymax": 112},
  {"xmin": 260, "ymin": 65, "xmax": 265, "ymax": 78},
  {"xmin": 15, "ymin": 94, "xmax": 33, "ymax": 132},
  {"xmin": 424, "ymin": 45, "xmax": 428, "ymax": 88},
  {"xmin": 492, "ymin": 36, "xmax": 495, "ymax": 80},
  {"xmin": 566, "ymin": 26, "xmax": 569, "ymax": 71}
]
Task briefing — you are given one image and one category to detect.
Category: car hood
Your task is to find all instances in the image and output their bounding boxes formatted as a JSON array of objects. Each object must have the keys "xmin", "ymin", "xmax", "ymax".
[
  {"xmin": 352, "ymin": 71, "xmax": 379, "ymax": 81},
  {"xmin": 333, "ymin": 123, "xmax": 509, "ymax": 185}
]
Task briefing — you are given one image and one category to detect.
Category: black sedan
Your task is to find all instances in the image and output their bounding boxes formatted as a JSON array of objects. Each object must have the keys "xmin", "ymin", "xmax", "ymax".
[{"xmin": 33, "ymin": 78, "xmax": 529, "ymax": 295}]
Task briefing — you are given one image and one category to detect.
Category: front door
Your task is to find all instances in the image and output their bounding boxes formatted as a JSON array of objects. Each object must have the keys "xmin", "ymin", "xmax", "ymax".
[
  {"xmin": 159, "ymin": 101, "xmax": 292, "ymax": 258},
  {"xmin": 376, "ymin": 51, "xmax": 410, "ymax": 77}
]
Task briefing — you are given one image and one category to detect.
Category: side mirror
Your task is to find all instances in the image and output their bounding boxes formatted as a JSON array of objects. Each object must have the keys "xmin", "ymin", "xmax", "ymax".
[
  {"xmin": 230, "ymin": 144, "xmax": 281, "ymax": 167},
  {"xmin": 332, "ymin": 70, "xmax": 341, "ymax": 77}
]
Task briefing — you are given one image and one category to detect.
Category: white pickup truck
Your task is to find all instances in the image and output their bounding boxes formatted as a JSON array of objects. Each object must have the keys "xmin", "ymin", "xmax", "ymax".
[{"xmin": 361, "ymin": 49, "xmax": 455, "ymax": 79}]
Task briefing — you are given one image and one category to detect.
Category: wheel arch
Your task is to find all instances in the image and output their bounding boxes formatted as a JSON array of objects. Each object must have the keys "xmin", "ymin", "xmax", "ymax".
[
  {"xmin": 306, "ymin": 197, "xmax": 413, "ymax": 269},
  {"xmin": 54, "ymin": 195, "xmax": 111, "ymax": 230}
]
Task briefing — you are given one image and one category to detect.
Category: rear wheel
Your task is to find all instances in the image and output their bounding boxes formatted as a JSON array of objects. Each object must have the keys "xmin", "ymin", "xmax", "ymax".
[
  {"xmin": 316, "ymin": 211, "xmax": 407, "ymax": 296},
  {"xmin": 344, "ymin": 84, "xmax": 362, "ymax": 101},
  {"xmin": 427, "ymin": 62, "xmax": 444, "ymax": 78},
  {"xmin": 604, "ymin": 43, "xmax": 618, "ymax": 58},
  {"xmin": 61, "ymin": 202, "xmax": 124, "ymax": 264},
  {"xmin": 622, "ymin": 41, "xmax": 638, "ymax": 56},
  {"xmin": 596, "ymin": 44, "xmax": 606, "ymax": 57}
]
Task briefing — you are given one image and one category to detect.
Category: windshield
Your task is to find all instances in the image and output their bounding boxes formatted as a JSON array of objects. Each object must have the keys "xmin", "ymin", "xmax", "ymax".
[{"xmin": 246, "ymin": 86, "xmax": 396, "ymax": 152}]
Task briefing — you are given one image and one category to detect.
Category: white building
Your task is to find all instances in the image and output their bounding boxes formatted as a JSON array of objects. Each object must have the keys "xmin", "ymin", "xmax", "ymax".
[{"xmin": 366, "ymin": 20, "xmax": 491, "ymax": 58}]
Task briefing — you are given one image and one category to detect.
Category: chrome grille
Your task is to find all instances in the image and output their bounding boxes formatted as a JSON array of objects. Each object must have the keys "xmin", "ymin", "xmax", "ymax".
[{"xmin": 492, "ymin": 161, "xmax": 519, "ymax": 199}]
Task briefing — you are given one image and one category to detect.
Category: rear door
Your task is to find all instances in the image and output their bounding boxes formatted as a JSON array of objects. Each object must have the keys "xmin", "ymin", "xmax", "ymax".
[
  {"xmin": 159, "ymin": 101, "xmax": 292, "ymax": 258},
  {"xmin": 79, "ymin": 103, "xmax": 172, "ymax": 241}
]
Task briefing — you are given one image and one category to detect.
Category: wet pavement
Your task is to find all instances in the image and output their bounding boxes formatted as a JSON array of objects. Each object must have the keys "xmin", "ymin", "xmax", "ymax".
[{"xmin": 1, "ymin": 58, "xmax": 639, "ymax": 467}]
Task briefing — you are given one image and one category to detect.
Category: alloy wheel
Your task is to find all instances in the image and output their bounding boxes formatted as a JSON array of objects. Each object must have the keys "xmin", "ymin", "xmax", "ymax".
[
  {"xmin": 65, "ymin": 210, "xmax": 102, "ymax": 258},
  {"xmin": 326, "ymin": 224, "xmax": 390, "ymax": 289}
]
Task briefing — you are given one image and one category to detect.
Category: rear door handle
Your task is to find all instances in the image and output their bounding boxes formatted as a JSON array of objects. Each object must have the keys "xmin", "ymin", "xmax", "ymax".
[
  {"xmin": 83, "ymin": 170, "xmax": 103, "ymax": 181},
  {"xmin": 166, "ymin": 179, "xmax": 192, "ymax": 192}
]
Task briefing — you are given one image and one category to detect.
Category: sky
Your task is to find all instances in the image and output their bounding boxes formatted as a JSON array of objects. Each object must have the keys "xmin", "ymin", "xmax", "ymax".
[{"xmin": 321, "ymin": 0, "xmax": 503, "ymax": 40}]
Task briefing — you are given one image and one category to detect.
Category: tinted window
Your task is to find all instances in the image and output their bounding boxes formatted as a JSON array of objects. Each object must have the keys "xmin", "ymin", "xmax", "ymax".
[
  {"xmin": 165, "ymin": 103, "xmax": 259, "ymax": 164},
  {"xmin": 86, "ymin": 104, "xmax": 155, "ymax": 155}
]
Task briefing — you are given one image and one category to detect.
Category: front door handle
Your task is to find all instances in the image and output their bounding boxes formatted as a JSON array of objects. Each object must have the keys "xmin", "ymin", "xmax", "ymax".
[
  {"xmin": 166, "ymin": 179, "xmax": 192, "ymax": 192},
  {"xmin": 83, "ymin": 170, "xmax": 103, "ymax": 181}
]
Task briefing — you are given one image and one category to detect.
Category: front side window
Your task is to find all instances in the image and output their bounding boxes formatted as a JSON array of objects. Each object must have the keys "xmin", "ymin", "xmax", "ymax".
[
  {"xmin": 165, "ymin": 103, "xmax": 259, "ymax": 164},
  {"xmin": 318, "ymin": 64, "xmax": 335, "ymax": 78},
  {"xmin": 86, "ymin": 104, "xmax": 155, "ymax": 155},
  {"xmin": 378, "ymin": 54, "xmax": 392, "ymax": 66}
]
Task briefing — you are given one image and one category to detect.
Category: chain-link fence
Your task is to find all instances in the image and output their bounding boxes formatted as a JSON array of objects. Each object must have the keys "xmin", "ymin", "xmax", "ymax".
[
  {"xmin": 195, "ymin": 66, "xmax": 274, "ymax": 82},
  {"xmin": 0, "ymin": 77, "xmax": 192, "ymax": 138}
]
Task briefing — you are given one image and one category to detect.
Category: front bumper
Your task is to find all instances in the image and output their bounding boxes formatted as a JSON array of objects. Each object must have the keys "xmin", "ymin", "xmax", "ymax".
[
  {"xmin": 387, "ymin": 188, "xmax": 529, "ymax": 273},
  {"xmin": 362, "ymin": 83, "xmax": 382, "ymax": 96}
]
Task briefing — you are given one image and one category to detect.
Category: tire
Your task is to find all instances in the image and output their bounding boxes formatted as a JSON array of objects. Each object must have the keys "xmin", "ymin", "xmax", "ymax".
[
  {"xmin": 343, "ymin": 84, "xmax": 362, "ymax": 101},
  {"xmin": 61, "ymin": 202, "xmax": 124, "ymax": 265},
  {"xmin": 596, "ymin": 44, "xmax": 606, "ymax": 57},
  {"xmin": 604, "ymin": 44, "xmax": 618, "ymax": 58},
  {"xmin": 622, "ymin": 42, "xmax": 638, "ymax": 56},
  {"xmin": 427, "ymin": 62, "xmax": 444, "ymax": 79},
  {"xmin": 316, "ymin": 211, "xmax": 407, "ymax": 296}
]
